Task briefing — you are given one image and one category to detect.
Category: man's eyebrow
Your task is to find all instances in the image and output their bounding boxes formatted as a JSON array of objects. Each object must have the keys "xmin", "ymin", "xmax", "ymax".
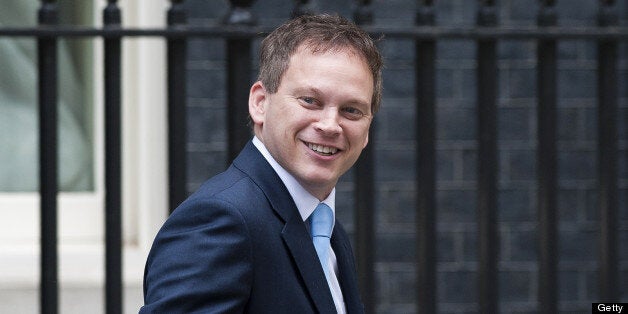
[{"xmin": 292, "ymin": 86, "xmax": 323, "ymax": 96}]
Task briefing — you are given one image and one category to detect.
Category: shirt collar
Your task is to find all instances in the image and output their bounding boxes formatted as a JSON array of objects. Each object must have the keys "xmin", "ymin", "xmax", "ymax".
[{"xmin": 252, "ymin": 136, "xmax": 336, "ymax": 223}]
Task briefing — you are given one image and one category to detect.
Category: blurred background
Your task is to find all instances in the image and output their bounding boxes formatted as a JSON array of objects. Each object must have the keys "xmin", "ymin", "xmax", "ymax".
[{"xmin": 0, "ymin": 0, "xmax": 626, "ymax": 313}]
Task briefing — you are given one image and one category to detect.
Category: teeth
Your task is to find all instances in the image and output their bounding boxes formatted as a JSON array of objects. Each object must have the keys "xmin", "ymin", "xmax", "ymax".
[{"xmin": 308, "ymin": 143, "xmax": 338, "ymax": 155}]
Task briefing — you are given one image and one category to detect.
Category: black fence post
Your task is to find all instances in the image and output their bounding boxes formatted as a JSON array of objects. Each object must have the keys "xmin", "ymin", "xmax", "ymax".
[
  {"xmin": 224, "ymin": 0, "xmax": 256, "ymax": 162},
  {"xmin": 103, "ymin": 1, "xmax": 123, "ymax": 313},
  {"xmin": 597, "ymin": 0, "xmax": 619, "ymax": 302},
  {"xmin": 38, "ymin": 1, "xmax": 59, "ymax": 313},
  {"xmin": 415, "ymin": 1, "xmax": 437, "ymax": 314},
  {"xmin": 353, "ymin": 3, "xmax": 376, "ymax": 313},
  {"xmin": 476, "ymin": 1, "xmax": 499, "ymax": 313},
  {"xmin": 168, "ymin": 0, "xmax": 188, "ymax": 213},
  {"xmin": 537, "ymin": 1, "xmax": 558, "ymax": 313}
]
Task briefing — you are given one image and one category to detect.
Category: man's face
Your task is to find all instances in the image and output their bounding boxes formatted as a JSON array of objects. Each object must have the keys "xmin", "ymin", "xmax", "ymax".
[{"xmin": 249, "ymin": 45, "xmax": 374, "ymax": 200}]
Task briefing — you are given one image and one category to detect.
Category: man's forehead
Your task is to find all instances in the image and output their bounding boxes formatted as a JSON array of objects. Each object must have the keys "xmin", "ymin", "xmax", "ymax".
[
  {"xmin": 294, "ymin": 42, "xmax": 364, "ymax": 59},
  {"xmin": 286, "ymin": 44, "xmax": 371, "ymax": 74}
]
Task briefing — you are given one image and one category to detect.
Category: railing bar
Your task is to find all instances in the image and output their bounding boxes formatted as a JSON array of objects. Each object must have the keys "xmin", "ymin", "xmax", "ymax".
[
  {"xmin": 353, "ymin": 2, "xmax": 376, "ymax": 312},
  {"xmin": 476, "ymin": 3, "xmax": 499, "ymax": 313},
  {"xmin": 597, "ymin": 0, "xmax": 619, "ymax": 302},
  {"xmin": 167, "ymin": 0, "xmax": 188, "ymax": 213},
  {"xmin": 38, "ymin": 1, "xmax": 59, "ymax": 313},
  {"xmin": 537, "ymin": 1, "xmax": 558, "ymax": 313},
  {"xmin": 104, "ymin": 2, "xmax": 123, "ymax": 313},
  {"xmin": 415, "ymin": 2, "xmax": 437, "ymax": 314},
  {"xmin": 6, "ymin": 26, "xmax": 628, "ymax": 39},
  {"xmin": 224, "ymin": 2, "xmax": 255, "ymax": 162},
  {"xmin": 354, "ymin": 128, "xmax": 375, "ymax": 313},
  {"xmin": 226, "ymin": 39, "xmax": 253, "ymax": 162}
]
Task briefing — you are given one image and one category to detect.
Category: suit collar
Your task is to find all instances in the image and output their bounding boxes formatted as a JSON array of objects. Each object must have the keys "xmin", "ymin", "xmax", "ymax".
[{"xmin": 232, "ymin": 141, "xmax": 295, "ymax": 223}]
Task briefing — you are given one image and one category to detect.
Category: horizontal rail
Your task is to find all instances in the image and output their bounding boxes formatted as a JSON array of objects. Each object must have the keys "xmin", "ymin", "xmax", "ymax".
[{"xmin": 3, "ymin": 25, "xmax": 628, "ymax": 39}]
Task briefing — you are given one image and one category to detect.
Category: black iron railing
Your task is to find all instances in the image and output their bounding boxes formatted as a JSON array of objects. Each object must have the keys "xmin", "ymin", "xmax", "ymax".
[
  {"xmin": 37, "ymin": 2, "xmax": 59, "ymax": 313},
  {"xmin": 0, "ymin": 0, "xmax": 623, "ymax": 313}
]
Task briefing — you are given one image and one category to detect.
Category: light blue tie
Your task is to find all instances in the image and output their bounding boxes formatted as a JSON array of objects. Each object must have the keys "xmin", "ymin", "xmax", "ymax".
[{"xmin": 310, "ymin": 202, "xmax": 334, "ymax": 283}]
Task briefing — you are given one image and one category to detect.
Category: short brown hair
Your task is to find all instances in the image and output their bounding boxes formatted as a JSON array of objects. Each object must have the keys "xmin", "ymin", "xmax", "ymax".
[{"xmin": 258, "ymin": 14, "xmax": 383, "ymax": 113}]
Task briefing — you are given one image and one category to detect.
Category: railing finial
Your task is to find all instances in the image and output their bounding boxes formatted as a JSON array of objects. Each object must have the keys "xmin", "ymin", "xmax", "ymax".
[
  {"xmin": 354, "ymin": 0, "xmax": 373, "ymax": 25},
  {"xmin": 598, "ymin": 0, "xmax": 618, "ymax": 27},
  {"xmin": 224, "ymin": 0, "xmax": 256, "ymax": 25},
  {"xmin": 538, "ymin": 0, "xmax": 557, "ymax": 26},
  {"xmin": 38, "ymin": 0, "xmax": 58, "ymax": 25},
  {"xmin": 103, "ymin": 0, "xmax": 121, "ymax": 26},
  {"xmin": 168, "ymin": 0, "xmax": 187, "ymax": 26},
  {"xmin": 477, "ymin": 0, "xmax": 497, "ymax": 27},
  {"xmin": 416, "ymin": 0, "xmax": 435, "ymax": 26},
  {"xmin": 292, "ymin": 0, "xmax": 315, "ymax": 18}
]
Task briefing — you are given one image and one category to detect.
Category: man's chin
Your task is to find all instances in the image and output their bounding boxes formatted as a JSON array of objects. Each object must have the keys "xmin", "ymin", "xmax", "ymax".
[{"xmin": 297, "ymin": 173, "xmax": 338, "ymax": 192}]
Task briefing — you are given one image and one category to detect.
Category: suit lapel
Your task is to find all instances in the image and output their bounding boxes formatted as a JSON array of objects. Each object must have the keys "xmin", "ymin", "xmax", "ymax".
[
  {"xmin": 233, "ymin": 141, "xmax": 337, "ymax": 312},
  {"xmin": 282, "ymin": 214, "xmax": 337, "ymax": 312},
  {"xmin": 331, "ymin": 225, "xmax": 364, "ymax": 314}
]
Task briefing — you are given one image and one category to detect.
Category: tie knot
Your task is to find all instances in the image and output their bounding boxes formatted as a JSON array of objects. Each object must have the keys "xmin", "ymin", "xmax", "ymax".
[{"xmin": 310, "ymin": 203, "xmax": 334, "ymax": 238}]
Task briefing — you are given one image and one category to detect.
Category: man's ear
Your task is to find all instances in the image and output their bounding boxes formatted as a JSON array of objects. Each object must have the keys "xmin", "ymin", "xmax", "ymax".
[{"xmin": 248, "ymin": 81, "xmax": 267, "ymax": 126}]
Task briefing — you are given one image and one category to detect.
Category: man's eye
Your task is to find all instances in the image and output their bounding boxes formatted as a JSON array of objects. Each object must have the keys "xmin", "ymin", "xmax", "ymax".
[
  {"xmin": 342, "ymin": 107, "xmax": 365, "ymax": 120},
  {"xmin": 298, "ymin": 97, "xmax": 318, "ymax": 106}
]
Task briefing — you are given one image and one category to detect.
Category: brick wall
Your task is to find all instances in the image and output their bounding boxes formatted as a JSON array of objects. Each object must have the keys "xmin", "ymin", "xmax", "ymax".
[{"xmin": 182, "ymin": 0, "xmax": 627, "ymax": 313}]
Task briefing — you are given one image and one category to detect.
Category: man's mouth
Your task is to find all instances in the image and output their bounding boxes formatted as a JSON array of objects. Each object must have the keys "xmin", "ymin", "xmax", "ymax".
[{"xmin": 307, "ymin": 142, "xmax": 339, "ymax": 156}]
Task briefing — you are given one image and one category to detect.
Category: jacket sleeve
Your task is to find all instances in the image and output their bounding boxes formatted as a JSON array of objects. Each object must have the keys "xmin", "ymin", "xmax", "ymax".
[{"xmin": 140, "ymin": 197, "xmax": 253, "ymax": 313}]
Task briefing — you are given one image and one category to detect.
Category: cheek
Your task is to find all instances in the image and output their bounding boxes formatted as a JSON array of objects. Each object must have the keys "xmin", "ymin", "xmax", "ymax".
[{"xmin": 347, "ymin": 124, "xmax": 371, "ymax": 147}]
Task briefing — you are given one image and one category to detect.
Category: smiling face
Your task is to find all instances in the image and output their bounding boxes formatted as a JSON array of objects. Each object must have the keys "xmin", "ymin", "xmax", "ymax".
[{"xmin": 249, "ymin": 45, "xmax": 374, "ymax": 200}]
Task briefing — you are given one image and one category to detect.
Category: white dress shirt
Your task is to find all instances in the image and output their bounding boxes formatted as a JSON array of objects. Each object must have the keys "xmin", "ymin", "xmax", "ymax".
[{"xmin": 253, "ymin": 137, "xmax": 346, "ymax": 314}]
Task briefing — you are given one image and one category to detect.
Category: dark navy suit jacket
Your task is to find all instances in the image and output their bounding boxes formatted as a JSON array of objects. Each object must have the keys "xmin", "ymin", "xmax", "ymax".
[{"xmin": 140, "ymin": 141, "xmax": 364, "ymax": 313}]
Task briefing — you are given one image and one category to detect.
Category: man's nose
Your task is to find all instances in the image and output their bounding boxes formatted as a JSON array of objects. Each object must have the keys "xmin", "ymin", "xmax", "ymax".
[{"xmin": 314, "ymin": 108, "xmax": 342, "ymax": 135}]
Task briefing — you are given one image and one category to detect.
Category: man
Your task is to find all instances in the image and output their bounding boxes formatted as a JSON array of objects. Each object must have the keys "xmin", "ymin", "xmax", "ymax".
[{"xmin": 141, "ymin": 13, "xmax": 383, "ymax": 313}]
